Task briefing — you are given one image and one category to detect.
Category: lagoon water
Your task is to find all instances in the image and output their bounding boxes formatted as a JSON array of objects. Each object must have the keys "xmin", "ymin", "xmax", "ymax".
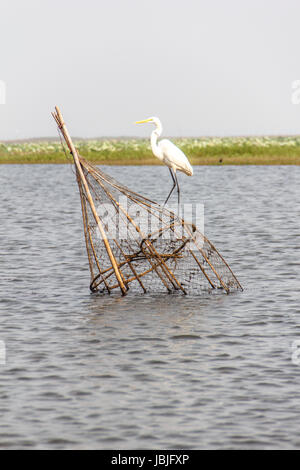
[{"xmin": 0, "ymin": 164, "xmax": 300, "ymax": 449}]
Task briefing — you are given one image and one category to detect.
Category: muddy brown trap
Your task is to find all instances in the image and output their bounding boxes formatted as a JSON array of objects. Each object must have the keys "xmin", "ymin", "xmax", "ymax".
[{"xmin": 52, "ymin": 107, "xmax": 243, "ymax": 296}]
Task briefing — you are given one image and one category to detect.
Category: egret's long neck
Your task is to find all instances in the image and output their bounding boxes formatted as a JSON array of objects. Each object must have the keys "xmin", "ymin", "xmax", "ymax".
[{"xmin": 151, "ymin": 122, "xmax": 163, "ymax": 161}]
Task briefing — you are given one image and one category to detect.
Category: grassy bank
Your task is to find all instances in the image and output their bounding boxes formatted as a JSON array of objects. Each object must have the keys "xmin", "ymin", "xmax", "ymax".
[{"xmin": 1, "ymin": 136, "xmax": 300, "ymax": 165}]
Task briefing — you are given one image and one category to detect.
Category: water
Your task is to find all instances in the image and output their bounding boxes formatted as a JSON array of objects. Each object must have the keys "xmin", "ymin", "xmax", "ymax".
[{"xmin": 0, "ymin": 164, "xmax": 300, "ymax": 449}]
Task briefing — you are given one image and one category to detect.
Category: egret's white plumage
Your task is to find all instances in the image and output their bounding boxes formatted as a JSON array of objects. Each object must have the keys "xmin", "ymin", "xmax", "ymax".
[
  {"xmin": 135, "ymin": 116, "xmax": 193, "ymax": 205},
  {"xmin": 158, "ymin": 139, "xmax": 193, "ymax": 176}
]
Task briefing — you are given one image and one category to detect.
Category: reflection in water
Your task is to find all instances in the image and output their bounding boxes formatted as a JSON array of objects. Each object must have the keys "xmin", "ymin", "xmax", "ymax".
[{"xmin": 0, "ymin": 165, "xmax": 300, "ymax": 449}]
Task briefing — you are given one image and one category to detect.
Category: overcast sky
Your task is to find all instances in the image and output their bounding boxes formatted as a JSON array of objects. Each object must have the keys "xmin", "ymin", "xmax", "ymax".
[{"xmin": 1, "ymin": 0, "xmax": 300, "ymax": 140}]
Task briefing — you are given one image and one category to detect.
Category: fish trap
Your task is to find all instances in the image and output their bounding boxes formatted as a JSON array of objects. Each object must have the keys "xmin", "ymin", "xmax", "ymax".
[{"xmin": 52, "ymin": 107, "xmax": 243, "ymax": 296}]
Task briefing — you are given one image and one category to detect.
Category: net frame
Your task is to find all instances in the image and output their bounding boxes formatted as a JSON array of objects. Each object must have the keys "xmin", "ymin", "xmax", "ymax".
[{"xmin": 52, "ymin": 106, "xmax": 243, "ymax": 296}]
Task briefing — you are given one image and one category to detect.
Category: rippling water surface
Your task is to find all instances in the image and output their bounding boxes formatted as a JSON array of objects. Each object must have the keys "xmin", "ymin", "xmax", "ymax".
[{"xmin": 1, "ymin": 164, "xmax": 300, "ymax": 449}]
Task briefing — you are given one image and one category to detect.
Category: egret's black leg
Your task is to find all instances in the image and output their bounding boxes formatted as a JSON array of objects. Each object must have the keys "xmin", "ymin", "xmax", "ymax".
[
  {"xmin": 174, "ymin": 171, "xmax": 180, "ymax": 206},
  {"xmin": 163, "ymin": 168, "xmax": 176, "ymax": 206}
]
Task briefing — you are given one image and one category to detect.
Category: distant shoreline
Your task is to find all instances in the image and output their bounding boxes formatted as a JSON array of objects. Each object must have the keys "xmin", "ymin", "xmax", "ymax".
[{"xmin": 1, "ymin": 137, "xmax": 300, "ymax": 165}]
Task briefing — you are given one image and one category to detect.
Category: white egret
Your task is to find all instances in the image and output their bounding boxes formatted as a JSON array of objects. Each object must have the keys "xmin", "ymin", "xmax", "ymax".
[{"xmin": 135, "ymin": 117, "xmax": 193, "ymax": 206}]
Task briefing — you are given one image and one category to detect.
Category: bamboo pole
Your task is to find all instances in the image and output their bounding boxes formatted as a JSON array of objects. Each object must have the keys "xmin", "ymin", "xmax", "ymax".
[
  {"xmin": 85, "ymin": 213, "xmax": 112, "ymax": 293},
  {"xmin": 189, "ymin": 250, "xmax": 216, "ymax": 289},
  {"xmin": 76, "ymin": 170, "xmax": 94, "ymax": 279},
  {"xmin": 52, "ymin": 106, "xmax": 127, "ymax": 295}
]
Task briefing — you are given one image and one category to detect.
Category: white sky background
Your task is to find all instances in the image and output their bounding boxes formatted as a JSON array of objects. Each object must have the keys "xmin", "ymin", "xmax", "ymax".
[{"xmin": 1, "ymin": 0, "xmax": 300, "ymax": 140}]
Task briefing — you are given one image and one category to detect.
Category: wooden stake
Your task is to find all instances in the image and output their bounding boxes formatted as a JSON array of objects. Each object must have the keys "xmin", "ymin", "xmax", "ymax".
[{"xmin": 53, "ymin": 106, "xmax": 127, "ymax": 296}]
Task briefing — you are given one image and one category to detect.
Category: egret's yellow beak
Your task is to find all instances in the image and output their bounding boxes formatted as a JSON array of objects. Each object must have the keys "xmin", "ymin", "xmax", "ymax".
[{"xmin": 135, "ymin": 118, "xmax": 153, "ymax": 124}]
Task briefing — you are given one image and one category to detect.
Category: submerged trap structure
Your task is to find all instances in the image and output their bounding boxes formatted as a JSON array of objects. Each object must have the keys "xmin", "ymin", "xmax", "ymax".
[{"xmin": 52, "ymin": 106, "xmax": 242, "ymax": 296}]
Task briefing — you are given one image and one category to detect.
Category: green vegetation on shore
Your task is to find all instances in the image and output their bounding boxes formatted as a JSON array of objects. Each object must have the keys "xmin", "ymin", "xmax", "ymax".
[{"xmin": 1, "ymin": 136, "xmax": 300, "ymax": 165}]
